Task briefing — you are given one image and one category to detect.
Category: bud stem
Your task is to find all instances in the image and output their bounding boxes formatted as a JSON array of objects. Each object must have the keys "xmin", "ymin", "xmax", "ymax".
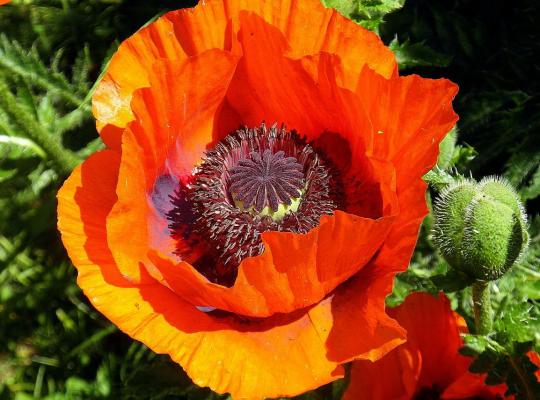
[{"xmin": 472, "ymin": 281, "xmax": 493, "ymax": 334}]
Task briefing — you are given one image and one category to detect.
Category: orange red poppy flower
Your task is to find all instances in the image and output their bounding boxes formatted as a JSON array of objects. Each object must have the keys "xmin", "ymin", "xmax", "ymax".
[
  {"xmin": 344, "ymin": 292, "xmax": 508, "ymax": 400},
  {"xmin": 0, "ymin": 0, "xmax": 11, "ymax": 5},
  {"xmin": 57, "ymin": 0, "xmax": 458, "ymax": 398}
]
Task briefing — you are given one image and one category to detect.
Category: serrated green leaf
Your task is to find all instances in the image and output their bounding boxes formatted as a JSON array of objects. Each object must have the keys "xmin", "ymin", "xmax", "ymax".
[
  {"xmin": 469, "ymin": 349, "xmax": 498, "ymax": 373},
  {"xmin": 0, "ymin": 35, "xmax": 88, "ymax": 109},
  {"xmin": 460, "ymin": 334, "xmax": 540, "ymax": 399},
  {"xmin": 323, "ymin": 0, "xmax": 405, "ymax": 31},
  {"xmin": 451, "ymin": 143, "xmax": 477, "ymax": 171},
  {"xmin": 461, "ymin": 334, "xmax": 491, "ymax": 356},
  {"xmin": 422, "ymin": 167, "xmax": 462, "ymax": 190}
]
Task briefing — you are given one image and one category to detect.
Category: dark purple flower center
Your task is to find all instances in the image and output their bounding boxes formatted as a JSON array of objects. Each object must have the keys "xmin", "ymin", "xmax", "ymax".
[
  {"xmin": 168, "ymin": 123, "xmax": 339, "ymax": 285},
  {"xmin": 229, "ymin": 149, "xmax": 304, "ymax": 213}
]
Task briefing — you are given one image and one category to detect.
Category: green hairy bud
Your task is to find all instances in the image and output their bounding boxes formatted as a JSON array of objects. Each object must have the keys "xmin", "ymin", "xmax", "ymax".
[{"xmin": 433, "ymin": 177, "xmax": 529, "ymax": 281}]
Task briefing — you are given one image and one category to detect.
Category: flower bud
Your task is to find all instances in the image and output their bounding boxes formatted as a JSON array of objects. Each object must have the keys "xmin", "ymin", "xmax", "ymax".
[{"xmin": 433, "ymin": 177, "xmax": 529, "ymax": 281}]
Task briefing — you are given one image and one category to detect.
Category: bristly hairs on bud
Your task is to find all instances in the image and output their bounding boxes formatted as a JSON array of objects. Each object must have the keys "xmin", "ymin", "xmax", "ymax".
[
  {"xmin": 432, "ymin": 177, "xmax": 474, "ymax": 263},
  {"xmin": 433, "ymin": 176, "xmax": 529, "ymax": 282}
]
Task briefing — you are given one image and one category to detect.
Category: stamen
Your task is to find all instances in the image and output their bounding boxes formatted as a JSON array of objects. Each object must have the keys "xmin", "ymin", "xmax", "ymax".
[{"xmin": 167, "ymin": 123, "xmax": 339, "ymax": 286}]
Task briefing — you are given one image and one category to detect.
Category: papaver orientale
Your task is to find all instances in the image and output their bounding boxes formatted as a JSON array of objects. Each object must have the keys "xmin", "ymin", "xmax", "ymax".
[
  {"xmin": 57, "ymin": 0, "xmax": 458, "ymax": 398},
  {"xmin": 344, "ymin": 292, "xmax": 514, "ymax": 399}
]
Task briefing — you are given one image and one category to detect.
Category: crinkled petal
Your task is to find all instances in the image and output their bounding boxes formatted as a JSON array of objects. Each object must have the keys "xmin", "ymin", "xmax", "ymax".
[
  {"xmin": 126, "ymin": 49, "xmax": 239, "ymax": 181},
  {"xmin": 57, "ymin": 146, "xmax": 347, "ymax": 400},
  {"xmin": 363, "ymin": 177, "xmax": 430, "ymax": 311},
  {"xmin": 344, "ymin": 344, "xmax": 420, "ymax": 400},
  {"xmin": 388, "ymin": 293, "xmax": 470, "ymax": 390},
  {"xmin": 322, "ymin": 266, "xmax": 406, "ymax": 364},
  {"xmin": 340, "ymin": 178, "xmax": 445, "ymax": 399},
  {"xmin": 356, "ymin": 66, "xmax": 459, "ymax": 190},
  {"xmin": 105, "ymin": 10, "xmax": 399, "ymax": 317},
  {"xmin": 227, "ymin": 11, "xmax": 373, "ymax": 148},
  {"xmin": 92, "ymin": 0, "xmax": 395, "ymax": 146},
  {"xmin": 150, "ymin": 210, "xmax": 395, "ymax": 317},
  {"xmin": 104, "ymin": 50, "xmax": 238, "ymax": 284},
  {"xmin": 57, "ymin": 151, "xmax": 152, "ymax": 286},
  {"xmin": 87, "ymin": 281, "xmax": 346, "ymax": 400}
]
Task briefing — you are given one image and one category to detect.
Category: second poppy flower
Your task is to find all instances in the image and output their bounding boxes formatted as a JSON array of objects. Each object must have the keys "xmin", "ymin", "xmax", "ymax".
[{"xmin": 344, "ymin": 292, "xmax": 509, "ymax": 400}]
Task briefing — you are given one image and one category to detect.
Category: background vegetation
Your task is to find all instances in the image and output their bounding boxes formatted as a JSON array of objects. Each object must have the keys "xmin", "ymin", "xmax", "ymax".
[{"xmin": 0, "ymin": 0, "xmax": 538, "ymax": 398}]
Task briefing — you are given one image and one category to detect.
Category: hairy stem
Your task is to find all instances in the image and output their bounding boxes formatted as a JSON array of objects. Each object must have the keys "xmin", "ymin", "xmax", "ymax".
[{"xmin": 472, "ymin": 281, "xmax": 493, "ymax": 334}]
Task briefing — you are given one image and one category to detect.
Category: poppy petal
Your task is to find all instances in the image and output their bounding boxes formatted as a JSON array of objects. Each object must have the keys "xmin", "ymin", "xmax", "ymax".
[
  {"xmin": 344, "ymin": 292, "xmax": 507, "ymax": 400},
  {"xmin": 57, "ymin": 149, "xmax": 348, "ymax": 399},
  {"xmin": 126, "ymin": 49, "xmax": 240, "ymax": 182},
  {"xmin": 57, "ymin": 151, "xmax": 152, "ymax": 286},
  {"xmin": 84, "ymin": 281, "xmax": 346, "ymax": 400},
  {"xmin": 328, "ymin": 179, "xmax": 427, "ymax": 369},
  {"xmin": 103, "ymin": 11, "xmax": 400, "ymax": 317},
  {"xmin": 388, "ymin": 293, "xmax": 471, "ymax": 390},
  {"xmin": 104, "ymin": 50, "xmax": 238, "ymax": 284},
  {"xmin": 92, "ymin": 0, "xmax": 395, "ymax": 147},
  {"xmin": 92, "ymin": 14, "xmax": 187, "ymax": 147},
  {"xmin": 150, "ymin": 210, "xmax": 395, "ymax": 317},
  {"xmin": 227, "ymin": 11, "xmax": 373, "ymax": 147},
  {"xmin": 343, "ymin": 344, "xmax": 420, "ymax": 400},
  {"xmin": 322, "ymin": 267, "xmax": 407, "ymax": 364},
  {"xmin": 57, "ymin": 151, "xmax": 404, "ymax": 396},
  {"xmin": 356, "ymin": 67, "xmax": 459, "ymax": 189}
]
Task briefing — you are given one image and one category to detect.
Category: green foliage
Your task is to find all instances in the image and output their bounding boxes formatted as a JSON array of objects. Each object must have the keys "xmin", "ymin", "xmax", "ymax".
[
  {"xmin": 504, "ymin": 127, "xmax": 540, "ymax": 202},
  {"xmin": 461, "ymin": 336, "xmax": 540, "ymax": 399},
  {"xmin": 323, "ymin": 0, "xmax": 405, "ymax": 31},
  {"xmin": 389, "ymin": 37, "xmax": 451, "ymax": 69},
  {"xmin": 0, "ymin": 35, "xmax": 90, "ymax": 109},
  {"xmin": 0, "ymin": 33, "xmax": 96, "ymax": 174},
  {"xmin": 436, "ymin": 127, "xmax": 457, "ymax": 169}
]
